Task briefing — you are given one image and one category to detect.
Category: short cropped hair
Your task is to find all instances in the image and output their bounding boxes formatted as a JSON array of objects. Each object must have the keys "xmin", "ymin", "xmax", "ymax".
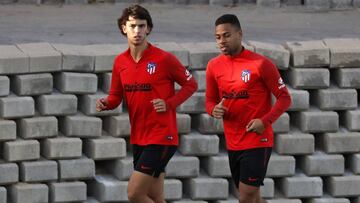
[
  {"xmin": 215, "ymin": 14, "xmax": 242, "ymax": 31},
  {"xmin": 117, "ymin": 5, "xmax": 153, "ymax": 36}
]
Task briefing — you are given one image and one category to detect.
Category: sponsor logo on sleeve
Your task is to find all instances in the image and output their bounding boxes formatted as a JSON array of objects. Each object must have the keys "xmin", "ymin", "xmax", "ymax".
[
  {"xmin": 278, "ymin": 77, "xmax": 285, "ymax": 89},
  {"xmin": 185, "ymin": 69, "xmax": 192, "ymax": 81}
]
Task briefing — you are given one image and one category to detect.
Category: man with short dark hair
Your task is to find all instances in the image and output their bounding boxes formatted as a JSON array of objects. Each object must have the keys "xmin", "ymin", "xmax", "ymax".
[
  {"xmin": 206, "ymin": 14, "xmax": 291, "ymax": 203},
  {"xmin": 96, "ymin": 5, "xmax": 197, "ymax": 203}
]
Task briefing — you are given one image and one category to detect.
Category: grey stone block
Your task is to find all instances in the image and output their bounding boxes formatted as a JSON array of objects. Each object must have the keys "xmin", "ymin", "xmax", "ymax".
[
  {"xmin": 299, "ymin": 151, "xmax": 344, "ymax": 176},
  {"xmin": 11, "ymin": 73, "xmax": 53, "ymax": 96},
  {"xmin": 0, "ymin": 45, "xmax": 29, "ymax": 75},
  {"xmin": 155, "ymin": 42, "xmax": 189, "ymax": 67},
  {"xmin": 0, "ymin": 76, "xmax": 9, "ymax": 96},
  {"xmin": 0, "ymin": 163, "xmax": 18, "ymax": 185},
  {"xmin": 100, "ymin": 72, "xmax": 111, "ymax": 93},
  {"xmin": 312, "ymin": 88, "xmax": 357, "ymax": 110},
  {"xmin": 305, "ymin": 0, "xmax": 330, "ymax": 11},
  {"xmin": 107, "ymin": 156, "xmax": 133, "ymax": 181},
  {"xmin": 64, "ymin": 0, "xmax": 89, "ymax": 4},
  {"xmin": 349, "ymin": 154, "xmax": 360, "ymax": 174},
  {"xmin": 330, "ymin": 0, "xmax": 352, "ymax": 10},
  {"xmin": 318, "ymin": 132, "xmax": 360, "ymax": 153},
  {"xmin": 84, "ymin": 44, "xmax": 126, "ymax": 72},
  {"xmin": 275, "ymin": 132, "xmax": 314, "ymax": 155},
  {"xmin": 286, "ymin": 68, "xmax": 330, "ymax": 89},
  {"xmin": 325, "ymin": 176, "xmax": 360, "ymax": 197},
  {"xmin": 179, "ymin": 132, "xmax": 219, "ymax": 156},
  {"xmin": 192, "ymin": 113, "xmax": 224, "ymax": 134},
  {"xmin": 179, "ymin": 42, "xmax": 219, "ymax": 70},
  {"xmin": 88, "ymin": 175, "xmax": 128, "ymax": 202},
  {"xmin": 52, "ymin": 44, "xmax": 95, "ymax": 72},
  {"xmin": 279, "ymin": 175, "xmax": 323, "ymax": 198},
  {"xmin": 81, "ymin": 197, "xmax": 100, "ymax": 203},
  {"xmin": 257, "ymin": 0, "xmax": 280, "ymax": 6},
  {"xmin": 332, "ymin": 68, "xmax": 360, "ymax": 88},
  {"xmin": 16, "ymin": 42, "xmax": 62, "ymax": 73},
  {"xmin": 306, "ymin": 198, "xmax": 350, "ymax": 203},
  {"xmin": 177, "ymin": 113, "xmax": 191, "ymax": 134},
  {"xmin": 293, "ymin": 109, "xmax": 339, "ymax": 133},
  {"xmin": 281, "ymin": 0, "xmax": 302, "ymax": 5},
  {"xmin": 354, "ymin": 0, "xmax": 360, "ymax": 7},
  {"xmin": 79, "ymin": 93, "xmax": 122, "ymax": 116},
  {"xmin": 59, "ymin": 115, "xmax": 102, "ymax": 138},
  {"xmin": 177, "ymin": 92, "xmax": 205, "ymax": 113},
  {"xmin": 267, "ymin": 200, "xmax": 302, "ymax": 203},
  {"xmin": 36, "ymin": 93, "xmax": 77, "ymax": 116},
  {"xmin": 0, "ymin": 187, "xmax": 5, "ymax": 203},
  {"xmin": 248, "ymin": 41, "xmax": 290, "ymax": 69},
  {"xmin": 20, "ymin": 160, "xmax": 58, "ymax": 182},
  {"xmin": 266, "ymin": 153, "xmax": 296, "ymax": 177},
  {"xmin": 0, "ymin": 120, "xmax": 16, "ymax": 142},
  {"xmin": 285, "ymin": 40, "xmax": 329, "ymax": 68},
  {"xmin": 184, "ymin": 177, "xmax": 228, "ymax": 200},
  {"xmin": 17, "ymin": 116, "xmax": 57, "ymax": 139},
  {"xmin": 287, "ymin": 87, "xmax": 309, "ymax": 111},
  {"xmin": 272, "ymin": 113, "xmax": 290, "ymax": 133},
  {"xmin": 103, "ymin": 114, "xmax": 130, "ymax": 137},
  {"xmin": 323, "ymin": 38, "xmax": 360, "ymax": 68},
  {"xmin": 49, "ymin": 181, "xmax": 87, "ymax": 202},
  {"xmin": 342, "ymin": 109, "xmax": 360, "ymax": 131},
  {"xmin": 0, "ymin": 96, "xmax": 34, "ymax": 119},
  {"xmin": 84, "ymin": 136, "xmax": 126, "ymax": 160},
  {"xmin": 166, "ymin": 154, "xmax": 200, "ymax": 178},
  {"xmin": 4, "ymin": 140, "xmax": 40, "ymax": 162},
  {"xmin": 210, "ymin": 0, "xmax": 234, "ymax": 6},
  {"xmin": 58, "ymin": 157, "xmax": 95, "ymax": 180},
  {"xmin": 164, "ymin": 179, "xmax": 182, "ymax": 200},
  {"xmin": 201, "ymin": 153, "xmax": 231, "ymax": 177},
  {"xmin": 172, "ymin": 200, "xmax": 207, "ymax": 203},
  {"xmin": 9, "ymin": 183, "xmax": 48, "ymax": 203},
  {"xmin": 192, "ymin": 70, "xmax": 205, "ymax": 92},
  {"xmin": 54, "ymin": 72, "xmax": 97, "ymax": 94},
  {"xmin": 188, "ymin": 0, "xmax": 210, "ymax": 4},
  {"xmin": 41, "ymin": 137, "xmax": 82, "ymax": 159}
]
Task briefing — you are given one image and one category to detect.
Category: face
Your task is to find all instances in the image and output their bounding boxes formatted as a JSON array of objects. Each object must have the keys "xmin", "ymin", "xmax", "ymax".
[
  {"xmin": 215, "ymin": 23, "xmax": 242, "ymax": 56},
  {"xmin": 122, "ymin": 16, "xmax": 150, "ymax": 46}
]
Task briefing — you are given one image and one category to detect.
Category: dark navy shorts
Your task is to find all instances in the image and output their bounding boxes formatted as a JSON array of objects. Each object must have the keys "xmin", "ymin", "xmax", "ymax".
[
  {"xmin": 133, "ymin": 144, "xmax": 177, "ymax": 178},
  {"xmin": 228, "ymin": 147, "xmax": 272, "ymax": 187}
]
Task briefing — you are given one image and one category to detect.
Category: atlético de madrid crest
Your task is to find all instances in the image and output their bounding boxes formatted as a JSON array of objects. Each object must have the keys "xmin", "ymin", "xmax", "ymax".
[
  {"xmin": 147, "ymin": 62, "xmax": 156, "ymax": 75},
  {"xmin": 241, "ymin": 70, "xmax": 251, "ymax": 83}
]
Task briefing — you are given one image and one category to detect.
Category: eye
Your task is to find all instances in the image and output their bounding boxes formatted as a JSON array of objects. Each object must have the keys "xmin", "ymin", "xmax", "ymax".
[{"xmin": 130, "ymin": 25, "xmax": 136, "ymax": 29}]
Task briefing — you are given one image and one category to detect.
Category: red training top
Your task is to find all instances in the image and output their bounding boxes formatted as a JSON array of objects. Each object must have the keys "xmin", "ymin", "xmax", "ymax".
[
  {"xmin": 106, "ymin": 43, "xmax": 198, "ymax": 146},
  {"xmin": 206, "ymin": 48, "xmax": 291, "ymax": 150}
]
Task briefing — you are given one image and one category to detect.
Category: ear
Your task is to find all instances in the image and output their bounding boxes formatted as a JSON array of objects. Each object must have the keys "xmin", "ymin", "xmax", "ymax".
[
  {"xmin": 122, "ymin": 24, "xmax": 127, "ymax": 34},
  {"xmin": 146, "ymin": 26, "xmax": 151, "ymax": 35}
]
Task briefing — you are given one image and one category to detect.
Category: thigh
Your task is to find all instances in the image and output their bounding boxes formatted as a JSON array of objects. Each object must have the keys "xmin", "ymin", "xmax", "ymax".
[
  {"xmin": 134, "ymin": 145, "xmax": 177, "ymax": 177},
  {"xmin": 239, "ymin": 147, "xmax": 272, "ymax": 187}
]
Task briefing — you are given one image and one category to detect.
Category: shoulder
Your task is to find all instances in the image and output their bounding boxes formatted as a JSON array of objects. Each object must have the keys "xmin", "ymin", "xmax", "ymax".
[{"xmin": 207, "ymin": 54, "xmax": 223, "ymax": 68}]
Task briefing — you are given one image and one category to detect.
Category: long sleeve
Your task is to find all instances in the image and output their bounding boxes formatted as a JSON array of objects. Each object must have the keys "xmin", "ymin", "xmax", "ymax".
[
  {"xmin": 205, "ymin": 61, "xmax": 220, "ymax": 116},
  {"xmin": 259, "ymin": 59, "xmax": 292, "ymax": 127},
  {"xmin": 165, "ymin": 54, "xmax": 198, "ymax": 109},
  {"xmin": 106, "ymin": 59, "xmax": 123, "ymax": 110}
]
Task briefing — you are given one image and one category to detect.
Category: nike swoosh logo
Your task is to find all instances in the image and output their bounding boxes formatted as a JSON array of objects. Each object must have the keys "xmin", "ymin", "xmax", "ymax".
[
  {"xmin": 248, "ymin": 177, "xmax": 258, "ymax": 181},
  {"xmin": 141, "ymin": 165, "xmax": 151, "ymax": 170}
]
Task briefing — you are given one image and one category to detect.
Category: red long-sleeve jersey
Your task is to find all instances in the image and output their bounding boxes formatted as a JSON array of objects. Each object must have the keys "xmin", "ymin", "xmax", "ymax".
[
  {"xmin": 206, "ymin": 48, "xmax": 291, "ymax": 150},
  {"xmin": 106, "ymin": 43, "xmax": 197, "ymax": 146}
]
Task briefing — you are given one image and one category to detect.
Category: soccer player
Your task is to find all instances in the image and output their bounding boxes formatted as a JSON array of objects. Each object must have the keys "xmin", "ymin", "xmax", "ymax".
[
  {"xmin": 205, "ymin": 14, "xmax": 291, "ymax": 203},
  {"xmin": 96, "ymin": 5, "xmax": 197, "ymax": 203}
]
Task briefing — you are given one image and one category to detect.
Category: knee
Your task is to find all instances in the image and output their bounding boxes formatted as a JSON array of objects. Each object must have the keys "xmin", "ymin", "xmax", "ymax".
[
  {"xmin": 148, "ymin": 192, "xmax": 165, "ymax": 203},
  {"xmin": 128, "ymin": 189, "xmax": 143, "ymax": 202},
  {"xmin": 239, "ymin": 189, "xmax": 257, "ymax": 202}
]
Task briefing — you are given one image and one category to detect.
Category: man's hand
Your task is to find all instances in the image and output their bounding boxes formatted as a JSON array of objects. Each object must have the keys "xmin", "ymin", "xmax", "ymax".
[
  {"xmin": 246, "ymin": 119, "xmax": 265, "ymax": 134},
  {"xmin": 96, "ymin": 98, "xmax": 108, "ymax": 112},
  {"xmin": 212, "ymin": 98, "xmax": 228, "ymax": 119},
  {"xmin": 151, "ymin": 99, "xmax": 167, "ymax": 112}
]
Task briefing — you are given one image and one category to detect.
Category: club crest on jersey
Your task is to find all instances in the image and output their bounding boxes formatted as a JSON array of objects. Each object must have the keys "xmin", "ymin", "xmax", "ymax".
[
  {"xmin": 147, "ymin": 62, "xmax": 156, "ymax": 75},
  {"xmin": 241, "ymin": 70, "xmax": 251, "ymax": 83}
]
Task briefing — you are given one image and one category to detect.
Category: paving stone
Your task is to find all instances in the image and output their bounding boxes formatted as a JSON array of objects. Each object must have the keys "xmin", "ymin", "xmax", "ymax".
[
  {"xmin": 52, "ymin": 43, "xmax": 95, "ymax": 72},
  {"xmin": 0, "ymin": 162, "xmax": 18, "ymax": 185},
  {"xmin": 192, "ymin": 70, "xmax": 205, "ymax": 92},
  {"xmin": 184, "ymin": 177, "xmax": 228, "ymax": 200},
  {"xmin": 0, "ymin": 187, "xmax": 5, "ymax": 203},
  {"xmin": 84, "ymin": 136, "xmax": 126, "ymax": 160},
  {"xmin": 84, "ymin": 44, "xmax": 126, "ymax": 72},
  {"xmin": 164, "ymin": 179, "xmax": 183, "ymax": 201},
  {"xmin": 323, "ymin": 38, "xmax": 360, "ymax": 68},
  {"xmin": 179, "ymin": 42, "xmax": 219, "ymax": 70},
  {"xmin": 177, "ymin": 113, "xmax": 192, "ymax": 134},
  {"xmin": 248, "ymin": 41, "xmax": 289, "ymax": 69},
  {"xmin": 293, "ymin": 109, "xmax": 339, "ymax": 133},
  {"xmin": 272, "ymin": 112, "xmax": 290, "ymax": 133},
  {"xmin": 279, "ymin": 174, "xmax": 323, "ymax": 198},
  {"xmin": 325, "ymin": 175, "xmax": 360, "ymax": 197},
  {"xmin": 348, "ymin": 153, "xmax": 360, "ymax": 174},
  {"xmin": 0, "ymin": 76, "xmax": 9, "ymax": 96},
  {"xmin": 36, "ymin": 92, "xmax": 77, "ymax": 116},
  {"xmin": 58, "ymin": 157, "xmax": 95, "ymax": 180},
  {"xmin": 201, "ymin": 153, "xmax": 231, "ymax": 177},
  {"xmin": 179, "ymin": 132, "xmax": 219, "ymax": 156},
  {"xmin": 341, "ymin": 109, "xmax": 360, "ymax": 131},
  {"xmin": 298, "ymin": 151, "xmax": 344, "ymax": 176},
  {"xmin": 49, "ymin": 181, "xmax": 87, "ymax": 202},
  {"xmin": 88, "ymin": 175, "xmax": 128, "ymax": 202},
  {"xmin": 41, "ymin": 137, "xmax": 82, "ymax": 159},
  {"xmin": 79, "ymin": 92, "xmax": 122, "ymax": 116},
  {"xmin": 287, "ymin": 87, "xmax": 310, "ymax": 111},
  {"xmin": 0, "ymin": 119, "xmax": 16, "ymax": 142},
  {"xmin": 154, "ymin": 42, "xmax": 189, "ymax": 67},
  {"xmin": 59, "ymin": 115, "xmax": 102, "ymax": 138},
  {"xmin": 166, "ymin": 154, "xmax": 200, "ymax": 178},
  {"xmin": 0, "ymin": 45, "xmax": 29, "ymax": 75},
  {"xmin": 192, "ymin": 113, "xmax": 223, "ymax": 134},
  {"xmin": 20, "ymin": 159, "xmax": 58, "ymax": 182},
  {"xmin": 0, "ymin": 96, "xmax": 34, "ymax": 119},
  {"xmin": 177, "ymin": 92, "xmax": 205, "ymax": 113},
  {"xmin": 17, "ymin": 116, "xmax": 57, "ymax": 139},
  {"xmin": 16, "ymin": 42, "xmax": 62, "ymax": 73},
  {"xmin": 4, "ymin": 140, "xmax": 40, "ymax": 162},
  {"xmin": 266, "ymin": 153, "xmax": 296, "ymax": 177},
  {"xmin": 311, "ymin": 87, "xmax": 357, "ymax": 110},
  {"xmin": 285, "ymin": 68, "xmax": 330, "ymax": 89},
  {"xmin": 106, "ymin": 156, "xmax": 133, "ymax": 181},
  {"xmin": 103, "ymin": 114, "xmax": 130, "ymax": 137},
  {"xmin": 306, "ymin": 198, "xmax": 350, "ymax": 203},
  {"xmin": 285, "ymin": 40, "xmax": 329, "ymax": 67},
  {"xmin": 54, "ymin": 72, "xmax": 97, "ymax": 94},
  {"xmin": 11, "ymin": 73, "xmax": 52, "ymax": 96},
  {"xmin": 209, "ymin": 0, "xmax": 235, "ymax": 6},
  {"xmin": 9, "ymin": 183, "xmax": 48, "ymax": 203},
  {"xmin": 332, "ymin": 68, "xmax": 360, "ymax": 88},
  {"xmin": 257, "ymin": 0, "xmax": 281, "ymax": 7},
  {"xmin": 275, "ymin": 132, "xmax": 315, "ymax": 155},
  {"xmin": 318, "ymin": 132, "xmax": 360, "ymax": 154}
]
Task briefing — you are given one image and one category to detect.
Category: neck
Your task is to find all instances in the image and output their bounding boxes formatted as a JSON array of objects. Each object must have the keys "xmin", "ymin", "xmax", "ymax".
[
  {"xmin": 230, "ymin": 45, "xmax": 244, "ymax": 57},
  {"xmin": 129, "ymin": 40, "xmax": 148, "ymax": 63}
]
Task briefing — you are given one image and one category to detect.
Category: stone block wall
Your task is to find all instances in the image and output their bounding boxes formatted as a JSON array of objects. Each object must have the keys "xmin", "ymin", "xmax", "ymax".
[{"xmin": 0, "ymin": 38, "xmax": 360, "ymax": 202}]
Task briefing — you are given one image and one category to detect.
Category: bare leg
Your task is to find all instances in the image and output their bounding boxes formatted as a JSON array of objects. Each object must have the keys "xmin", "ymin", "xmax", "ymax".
[
  {"xmin": 148, "ymin": 173, "xmax": 166, "ymax": 203},
  {"xmin": 127, "ymin": 171, "xmax": 155, "ymax": 203},
  {"xmin": 238, "ymin": 182, "xmax": 259, "ymax": 203}
]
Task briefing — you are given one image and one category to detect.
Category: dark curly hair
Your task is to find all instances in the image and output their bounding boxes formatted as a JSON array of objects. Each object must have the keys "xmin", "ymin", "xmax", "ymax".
[{"xmin": 117, "ymin": 5, "xmax": 153, "ymax": 36}]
